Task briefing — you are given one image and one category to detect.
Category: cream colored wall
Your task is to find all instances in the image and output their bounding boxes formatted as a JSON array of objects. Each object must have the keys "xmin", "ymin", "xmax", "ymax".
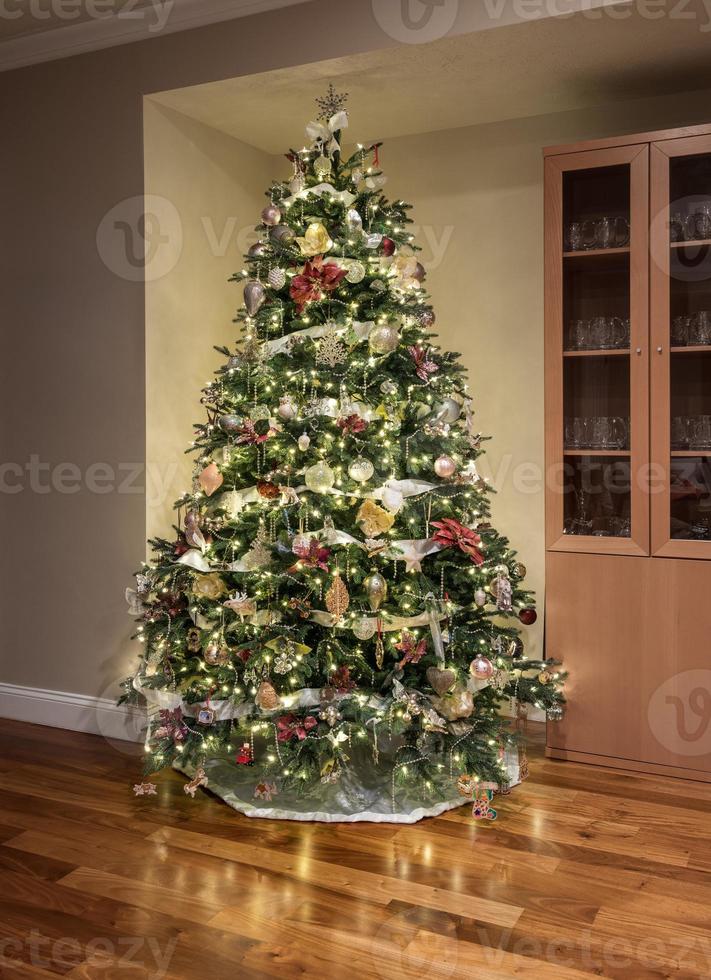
[{"xmin": 144, "ymin": 103, "xmax": 274, "ymax": 542}]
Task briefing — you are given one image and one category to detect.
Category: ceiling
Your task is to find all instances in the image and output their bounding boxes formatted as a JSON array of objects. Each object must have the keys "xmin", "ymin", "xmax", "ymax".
[
  {"xmin": 150, "ymin": 2, "xmax": 711, "ymax": 154},
  {"xmin": 0, "ymin": 0, "xmax": 315, "ymax": 68},
  {"xmin": 0, "ymin": 0, "xmax": 157, "ymax": 41}
]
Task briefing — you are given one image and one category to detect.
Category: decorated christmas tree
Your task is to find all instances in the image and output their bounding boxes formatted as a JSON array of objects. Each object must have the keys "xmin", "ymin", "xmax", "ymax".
[{"xmin": 124, "ymin": 87, "xmax": 565, "ymax": 822}]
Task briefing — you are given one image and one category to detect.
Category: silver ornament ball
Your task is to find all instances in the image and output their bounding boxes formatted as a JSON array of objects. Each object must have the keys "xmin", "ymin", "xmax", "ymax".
[
  {"xmin": 218, "ymin": 414, "xmax": 244, "ymax": 434},
  {"xmin": 248, "ymin": 241, "xmax": 269, "ymax": 258},
  {"xmin": 434, "ymin": 398, "xmax": 462, "ymax": 423},
  {"xmin": 348, "ymin": 456, "xmax": 375, "ymax": 484},
  {"xmin": 278, "ymin": 396, "xmax": 298, "ymax": 421},
  {"xmin": 270, "ymin": 224, "xmax": 295, "ymax": 244},
  {"xmin": 261, "ymin": 204, "xmax": 281, "ymax": 226},
  {"xmin": 352, "ymin": 617, "xmax": 376, "ymax": 641}
]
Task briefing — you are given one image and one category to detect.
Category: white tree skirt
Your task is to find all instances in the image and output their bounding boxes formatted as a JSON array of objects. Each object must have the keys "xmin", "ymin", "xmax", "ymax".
[{"xmin": 177, "ymin": 745, "xmax": 522, "ymax": 824}]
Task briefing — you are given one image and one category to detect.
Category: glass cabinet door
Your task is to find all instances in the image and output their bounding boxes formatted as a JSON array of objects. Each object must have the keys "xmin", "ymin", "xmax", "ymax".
[
  {"xmin": 651, "ymin": 135, "xmax": 711, "ymax": 558},
  {"xmin": 545, "ymin": 145, "xmax": 650, "ymax": 555}
]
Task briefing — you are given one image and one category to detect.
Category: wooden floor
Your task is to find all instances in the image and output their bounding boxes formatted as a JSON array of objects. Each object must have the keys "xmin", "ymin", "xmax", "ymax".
[{"xmin": 2, "ymin": 720, "xmax": 711, "ymax": 980}]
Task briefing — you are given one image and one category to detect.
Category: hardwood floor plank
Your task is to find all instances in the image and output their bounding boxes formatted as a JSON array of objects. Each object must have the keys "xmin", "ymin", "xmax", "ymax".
[
  {"xmin": 152, "ymin": 825, "xmax": 524, "ymax": 927},
  {"xmin": 1, "ymin": 717, "xmax": 711, "ymax": 979}
]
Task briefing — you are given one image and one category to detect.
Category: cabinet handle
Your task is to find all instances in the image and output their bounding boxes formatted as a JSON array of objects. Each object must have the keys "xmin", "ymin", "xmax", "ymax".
[
  {"xmin": 657, "ymin": 346, "xmax": 663, "ymax": 354},
  {"xmin": 636, "ymin": 347, "xmax": 642, "ymax": 355}
]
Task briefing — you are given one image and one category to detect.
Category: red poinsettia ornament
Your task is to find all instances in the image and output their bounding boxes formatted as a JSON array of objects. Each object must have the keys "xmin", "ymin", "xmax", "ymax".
[
  {"xmin": 336, "ymin": 413, "xmax": 368, "ymax": 435},
  {"xmin": 290, "ymin": 256, "xmax": 347, "ymax": 312},
  {"xmin": 288, "ymin": 539, "xmax": 331, "ymax": 573},
  {"xmin": 408, "ymin": 345, "xmax": 439, "ymax": 382},
  {"xmin": 235, "ymin": 419, "xmax": 277, "ymax": 445},
  {"xmin": 276, "ymin": 714, "xmax": 318, "ymax": 742},
  {"xmin": 431, "ymin": 518, "xmax": 485, "ymax": 565},
  {"xmin": 394, "ymin": 631, "xmax": 428, "ymax": 669}
]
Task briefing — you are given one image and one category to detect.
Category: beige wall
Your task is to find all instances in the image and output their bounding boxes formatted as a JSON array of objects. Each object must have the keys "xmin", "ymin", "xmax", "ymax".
[
  {"xmin": 4, "ymin": 0, "xmax": 711, "ymax": 700},
  {"xmin": 144, "ymin": 102, "xmax": 273, "ymax": 541}
]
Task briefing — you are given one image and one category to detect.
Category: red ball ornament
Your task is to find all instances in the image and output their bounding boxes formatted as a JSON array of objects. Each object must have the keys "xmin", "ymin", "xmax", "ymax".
[
  {"xmin": 519, "ymin": 608, "xmax": 538, "ymax": 626},
  {"xmin": 381, "ymin": 237, "xmax": 396, "ymax": 256}
]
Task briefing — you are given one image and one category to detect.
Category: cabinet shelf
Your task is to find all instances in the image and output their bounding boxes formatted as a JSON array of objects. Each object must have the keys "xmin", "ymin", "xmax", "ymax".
[
  {"xmin": 563, "ymin": 348, "xmax": 630, "ymax": 358},
  {"xmin": 670, "ymin": 345, "xmax": 711, "ymax": 354},
  {"xmin": 671, "ymin": 450, "xmax": 711, "ymax": 457},
  {"xmin": 670, "ymin": 238, "xmax": 711, "ymax": 249},
  {"xmin": 563, "ymin": 449, "xmax": 630, "ymax": 457},
  {"xmin": 563, "ymin": 246, "xmax": 630, "ymax": 259}
]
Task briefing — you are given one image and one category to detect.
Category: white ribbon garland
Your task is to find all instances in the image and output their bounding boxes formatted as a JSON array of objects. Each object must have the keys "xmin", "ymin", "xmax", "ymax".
[
  {"xmin": 134, "ymin": 675, "xmax": 387, "ymax": 723},
  {"xmin": 261, "ymin": 319, "xmax": 375, "ymax": 358},
  {"xmin": 283, "ymin": 181, "xmax": 356, "ymax": 208}
]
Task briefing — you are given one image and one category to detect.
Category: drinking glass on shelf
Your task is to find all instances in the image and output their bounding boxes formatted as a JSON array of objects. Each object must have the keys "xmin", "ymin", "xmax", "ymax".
[
  {"xmin": 616, "ymin": 517, "xmax": 632, "ymax": 538},
  {"xmin": 671, "ymin": 314, "xmax": 690, "ymax": 347},
  {"xmin": 566, "ymin": 222, "xmax": 584, "ymax": 251},
  {"xmin": 606, "ymin": 316, "xmax": 627, "ymax": 349},
  {"xmin": 564, "ymin": 418, "xmax": 579, "ymax": 449},
  {"xmin": 696, "ymin": 204, "xmax": 711, "ymax": 240},
  {"xmin": 606, "ymin": 417, "xmax": 628, "ymax": 450},
  {"xmin": 691, "ymin": 416, "xmax": 711, "ymax": 450},
  {"xmin": 671, "ymin": 211, "xmax": 696, "ymax": 242},
  {"xmin": 598, "ymin": 215, "xmax": 630, "ymax": 248},
  {"xmin": 569, "ymin": 319, "xmax": 589, "ymax": 350},
  {"xmin": 619, "ymin": 317, "xmax": 631, "ymax": 347},
  {"xmin": 588, "ymin": 316, "xmax": 606, "ymax": 349},
  {"xmin": 691, "ymin": 311, "xmax": 711, "ymax": 345},
  {"xmin": 671, "ymin": 416, "xmax": 692, "ymax": 450}
]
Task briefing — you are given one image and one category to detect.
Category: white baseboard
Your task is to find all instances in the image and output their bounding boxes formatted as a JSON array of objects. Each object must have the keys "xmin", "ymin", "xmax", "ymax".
[{"xmin": 0, "ymin": 682, "xmax": 146, "ymax": 743}]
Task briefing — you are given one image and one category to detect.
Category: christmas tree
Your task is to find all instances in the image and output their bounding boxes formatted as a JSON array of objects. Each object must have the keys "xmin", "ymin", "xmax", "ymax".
[{"xmin": 124, "ymin": 87, "xmax": 565, "ymax": 821}]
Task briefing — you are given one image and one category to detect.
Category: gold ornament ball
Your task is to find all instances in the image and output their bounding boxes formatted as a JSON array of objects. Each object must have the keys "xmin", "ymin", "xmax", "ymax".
[
  {"xmin": 364, "ymin": 570, "xmax": 388, "ymax": 611},
  {"xmin": 538, "ymin": 670, "xmax": 552, "ymax": 685},
  {"xmin": 304, "ymin": 460, "xmax": 336, "ymax": 493},
  {"xmin": 368, "ymin": 323, "xmax": 400, "ymax": 355},
  {"xmin": 511, "ymin": 562, "xmax": 527, "ymax": 579},
  {"xmin": 434, "ymin": 455, "xmax": 457, "ymax": 479}
]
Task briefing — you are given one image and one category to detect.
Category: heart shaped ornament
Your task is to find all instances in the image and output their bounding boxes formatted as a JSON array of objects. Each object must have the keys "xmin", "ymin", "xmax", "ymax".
[{"xmin": 426, "ymin": 666, "xmax": 456, "ymax": 696}]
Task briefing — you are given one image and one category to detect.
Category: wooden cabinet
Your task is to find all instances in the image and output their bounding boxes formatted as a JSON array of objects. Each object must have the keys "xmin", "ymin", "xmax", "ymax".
[{"xmin": 544, "ymin": 125, "xmax": 711, "ymax": 781}]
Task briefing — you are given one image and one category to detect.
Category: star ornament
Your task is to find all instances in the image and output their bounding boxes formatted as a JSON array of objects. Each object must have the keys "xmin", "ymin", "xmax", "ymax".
[{"xmin": 316, "ymin": 83, "xmax": 349, "ymax": 121}]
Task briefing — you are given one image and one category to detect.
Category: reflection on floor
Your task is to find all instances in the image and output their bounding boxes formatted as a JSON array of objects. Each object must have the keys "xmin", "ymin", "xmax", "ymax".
[{"xmin": 1, "ymin": 717, "xmax": 711, "ymax": 978}]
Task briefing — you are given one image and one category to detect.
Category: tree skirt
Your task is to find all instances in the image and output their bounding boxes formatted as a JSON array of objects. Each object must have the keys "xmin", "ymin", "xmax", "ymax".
[{"xmin": 176, "ymin": 743, "xmax": 522, "ymax": 823}]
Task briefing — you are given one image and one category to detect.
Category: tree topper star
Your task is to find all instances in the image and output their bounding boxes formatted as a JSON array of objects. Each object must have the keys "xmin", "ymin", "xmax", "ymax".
[{"xmin": 316, "ymin": 83, "xmax": 349, "ymax": 121}]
